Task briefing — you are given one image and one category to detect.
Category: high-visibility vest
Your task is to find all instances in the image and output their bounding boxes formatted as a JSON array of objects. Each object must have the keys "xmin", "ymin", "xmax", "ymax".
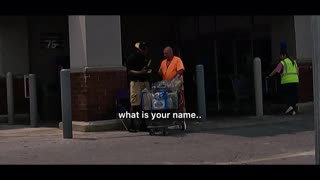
[{"xmin": 280, "ymin": 58, "xmax": 299, "ymax": 84}]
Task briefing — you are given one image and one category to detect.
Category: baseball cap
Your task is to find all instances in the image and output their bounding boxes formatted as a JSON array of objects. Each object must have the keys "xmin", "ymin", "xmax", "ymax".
[{"xmin": 135, "ymin": 41, "xmax": 148, "ymax": 50}]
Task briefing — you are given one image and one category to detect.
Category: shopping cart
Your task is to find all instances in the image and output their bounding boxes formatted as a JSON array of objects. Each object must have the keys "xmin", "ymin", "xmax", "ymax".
[
  {"xmin": 142, "ymin": 86, "xmax": 187, "ymax": 136},
  {"xmin": 115, "ymin": 89, "xmax": 130, "ymax": 130}
]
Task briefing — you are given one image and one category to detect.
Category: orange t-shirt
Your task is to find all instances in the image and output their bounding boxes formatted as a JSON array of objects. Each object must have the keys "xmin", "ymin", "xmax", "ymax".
[{"xmin": 159, "ymin": 56, "xmax": 185, "ymax": 81}]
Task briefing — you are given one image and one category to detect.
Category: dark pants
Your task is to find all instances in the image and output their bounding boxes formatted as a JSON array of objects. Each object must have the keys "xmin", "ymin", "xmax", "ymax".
[
  {"xmin": 129, "ymin": 106, "xmax": 148, "ymax": 131},
  {"xmin": 281, "ymin": 83, "xmax": 299, "ymax": 111}
]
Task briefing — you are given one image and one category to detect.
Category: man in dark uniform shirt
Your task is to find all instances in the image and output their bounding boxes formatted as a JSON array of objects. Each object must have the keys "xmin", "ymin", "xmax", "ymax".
[{"xmin": 126, "ymin": 41, "xmax": 152, "ymax": 132}]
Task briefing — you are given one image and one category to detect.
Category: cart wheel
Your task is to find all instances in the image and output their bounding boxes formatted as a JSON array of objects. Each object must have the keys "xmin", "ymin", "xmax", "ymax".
[
  {"xmin": 149, "ymin": 128, "xmax": 155, "ymax": 136},
  {"xmin": 162, "ymin": 128, "xmax": 167, "ymax": 136},
  {"xmin": 181, "ymin": 120, "xmax": 187, "ymax": 131}
]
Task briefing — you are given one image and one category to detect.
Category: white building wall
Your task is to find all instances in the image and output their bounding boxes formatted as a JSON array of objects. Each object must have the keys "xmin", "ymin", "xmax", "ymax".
[{"xmin": 294, "ymin": 16, "xmax": 312, "ymax": 62}]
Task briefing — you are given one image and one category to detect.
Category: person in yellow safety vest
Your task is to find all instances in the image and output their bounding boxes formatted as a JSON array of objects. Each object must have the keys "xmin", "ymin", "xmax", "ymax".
[{"xmin": 267, "ymin": 51, "xmax": 299, "ymax": 115}]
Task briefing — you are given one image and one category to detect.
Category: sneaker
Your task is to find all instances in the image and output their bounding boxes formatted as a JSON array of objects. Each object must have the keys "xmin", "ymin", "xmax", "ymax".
[
  {"xmin": 285, "ymin": 106, "xmax": 293, "ymax": 114},
  {"xmin": 139, "ymin": 122, "xmax": 148, "ymax": 132},
  {"xmin": 292, "ymin": 111, "xmax": 296, "ymax": 116}
]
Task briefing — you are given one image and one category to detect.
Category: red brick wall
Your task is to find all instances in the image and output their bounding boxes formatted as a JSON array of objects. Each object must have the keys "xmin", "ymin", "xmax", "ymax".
[
  {"xmin": 71, "ymin": 68, "xmax": 127, "ymax": 122},
  {"xmin": 298, "ymin": 63, "xmax": 313, "ymax": 102}
]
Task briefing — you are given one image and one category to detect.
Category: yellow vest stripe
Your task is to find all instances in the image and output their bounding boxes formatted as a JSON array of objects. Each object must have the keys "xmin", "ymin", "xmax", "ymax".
[{"xmin": 280, "ymin": 58, "xmax": 299, "ymax": 84}]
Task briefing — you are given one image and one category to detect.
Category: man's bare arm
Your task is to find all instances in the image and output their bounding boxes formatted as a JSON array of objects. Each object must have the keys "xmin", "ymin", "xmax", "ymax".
[
  {"xmin": 158, "ymin": 69, "xmax": 163, "ymax": 77},
  {"xmin": 175, "ymin": 69, "xmax": 184, "ymax": 78},
  {"xmin": 129, "ymin": 69, "xmax": 149, "ymax": 75}
]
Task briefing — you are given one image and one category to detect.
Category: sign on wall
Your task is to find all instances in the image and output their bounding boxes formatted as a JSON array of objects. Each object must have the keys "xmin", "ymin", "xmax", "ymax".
[{"xmin": 40, "ymin": 33, "xmax": 66, "ymax": 50}]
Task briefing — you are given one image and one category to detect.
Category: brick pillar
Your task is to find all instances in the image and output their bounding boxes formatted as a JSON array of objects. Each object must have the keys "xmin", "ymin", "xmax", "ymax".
[
  {"xmin": 68, "ymin": 16, "xmax": 126, "ymax": 122},
  {"xmin": 294, "ymin": 16, "xmax": 313, "ymax": 102},
  {"xmin": 298, "ymin": 62, "xmax": 313, "ymax": 102},
  {"xmin": 71, "ymin": 67, "xmax": 127, "ymax": 121}
]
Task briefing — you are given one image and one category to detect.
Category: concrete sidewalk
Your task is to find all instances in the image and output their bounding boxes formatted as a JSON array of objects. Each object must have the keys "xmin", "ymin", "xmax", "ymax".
[
  {"xmin": 57, "ymin": 101, "xmax": 314, "ymax": 132},
  {"xmin": 0, "ymin": 103, "xmax": 314, "ymax": 165},
  {"xmin": 0, "ymin": 101, "xmax": 314, "ymax": 135},
  {"xmin": 0, "ymin": 112, "xmax": 314, "ymax": 165},
  {"xmin": 189, "ymin": 113, "xmax": 313, "ymax": 132},
  {"xmin": 0, "ymin": 112, "xmax": 313, "ymax": 137},
  {"xmin": 187, "ymin": 101, "xmax": 313, "ymax": 131}
]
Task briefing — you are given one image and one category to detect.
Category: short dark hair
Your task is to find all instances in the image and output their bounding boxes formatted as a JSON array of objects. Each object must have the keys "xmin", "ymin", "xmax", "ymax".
[
  {"xmin": 280, "ymin": 50, "xmax": 295, "ymax": 65},
  {"xmin": 280, "ymin": 50, "xmax": 288, "ymax": 56}
]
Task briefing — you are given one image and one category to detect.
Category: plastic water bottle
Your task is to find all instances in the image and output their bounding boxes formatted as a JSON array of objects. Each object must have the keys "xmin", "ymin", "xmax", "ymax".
[
  {"xmin": 142, "ymin": 88, "xmax": 148, "ymax": 93},
  {"xmin": 167, "ymin": 97, "xmax": 173, "ymax": 109}
]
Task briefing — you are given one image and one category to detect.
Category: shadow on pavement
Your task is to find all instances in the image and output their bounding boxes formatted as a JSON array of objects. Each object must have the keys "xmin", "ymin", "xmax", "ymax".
[
  {"xmin": 0, "ymin": 120, "xmax": 59, "ymax": 131},
  {"xmin": 73, "ymin": 137, "xmax": 98, "ymax": 141},
  {"xmin": 187, "ymin": 114, "xmax": 314, "ymax": 138}
]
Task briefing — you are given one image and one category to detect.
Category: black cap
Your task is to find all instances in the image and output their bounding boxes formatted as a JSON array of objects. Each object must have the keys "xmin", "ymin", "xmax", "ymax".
[{"xmin": 135, "ymin": 41, "xmax": 148, "ymax": 50}]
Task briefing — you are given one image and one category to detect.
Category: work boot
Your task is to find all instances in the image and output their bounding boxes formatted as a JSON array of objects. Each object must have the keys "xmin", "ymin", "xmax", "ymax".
[
  {"xmin": 139, "ymin": 121, "xmax": 148, "ymax": 132},
  {"xmin": 128, "ymin": 118, "xmax": 138, "ymax": 133}
]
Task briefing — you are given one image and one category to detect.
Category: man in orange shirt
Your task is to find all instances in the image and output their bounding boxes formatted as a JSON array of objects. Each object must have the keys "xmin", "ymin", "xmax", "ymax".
[{"xmin": 158, "ymin": 46, "xmax": 186, "ymax": 112}]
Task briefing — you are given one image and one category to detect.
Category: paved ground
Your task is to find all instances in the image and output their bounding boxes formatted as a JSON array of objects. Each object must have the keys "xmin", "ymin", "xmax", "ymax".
[{"xmin": 0, "ymin": 110, "xmax": 315, "ymax": 164}]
